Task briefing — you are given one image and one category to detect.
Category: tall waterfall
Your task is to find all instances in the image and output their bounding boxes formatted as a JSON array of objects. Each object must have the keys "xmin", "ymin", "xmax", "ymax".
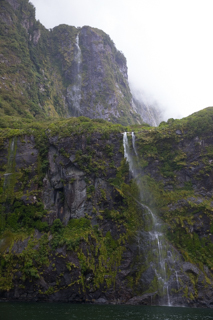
[
  {"xmin": 123, "ymin": 132, "xmax": 180, "ymax": 306},
  {"xmin": 67, "ymin": 33, "xmax": 82, "ymax": 116}
]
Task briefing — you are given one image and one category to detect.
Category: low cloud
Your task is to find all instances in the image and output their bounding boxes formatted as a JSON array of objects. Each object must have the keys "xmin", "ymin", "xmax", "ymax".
[{"xmin": 31, "ymin": 0, "xmax": 213, "ymax": 122}]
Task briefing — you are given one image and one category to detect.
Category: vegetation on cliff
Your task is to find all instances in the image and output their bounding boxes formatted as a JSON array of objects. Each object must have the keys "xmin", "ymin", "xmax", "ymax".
[
  {"xmin": 0, "ymin": 0, "xmax": 143, "ymax": 125},
  {"xmin": 1, "ymin": 0, "xmax": 213, "ymax": 308},
  {"xmin": 131, "ymin": 108, "xmax": 213, "ymax": 290},
  {"xmin": 1, "ymin": 105, "xmax": 213, "ymax": 305},
  {"xmin": 0, "ymin": 115, "xmax": 147, "ymax": 301}
]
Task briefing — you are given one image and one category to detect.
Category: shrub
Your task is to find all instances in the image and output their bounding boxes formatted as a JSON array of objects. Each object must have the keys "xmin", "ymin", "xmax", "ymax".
[{"xmin": 51, "ymin": 219, "xmax": 63, "ymax": 234}]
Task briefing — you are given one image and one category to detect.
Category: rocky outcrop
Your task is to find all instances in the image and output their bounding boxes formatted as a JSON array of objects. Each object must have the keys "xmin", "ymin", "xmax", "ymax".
[
  {"xmin": 5, "ymin": 0, "xmax": 20, "ymax": 11},
  {"xmin": 130, "ymin": 108, "xmax": 213, "ymax": 307},
  {"xmin": 1, "ymin": 0, "xmax": 213, "ymax": 309},
  {"xmin": 132, "ymin": 95, "xmax": 163, "ymax": 127},
  {"xmin": 0, "ymin": 119, "xmax": 142, "ymax": 303},
  {"xmin": 0, "ymin": 0, "xmax": 144, "ymax": 125},
  {"xmin": 1, "ymin": 109, "xmax": 213, "ymax": 307}
]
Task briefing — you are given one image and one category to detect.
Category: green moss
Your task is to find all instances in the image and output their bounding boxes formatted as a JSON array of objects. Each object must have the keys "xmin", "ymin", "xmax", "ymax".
[
  {"xmin": 0, "ymin": 199, "xmax": 48, "ymax": 234},
  {"xmin": 130, "ymin": 108, "xmax": 213, "ymax": 273},
  {"xmin": 0, "ymin": 152, "xmax": 144, "ymax": 294}
]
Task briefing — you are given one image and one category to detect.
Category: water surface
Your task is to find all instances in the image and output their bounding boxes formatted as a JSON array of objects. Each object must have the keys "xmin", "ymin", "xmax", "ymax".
[{"xmin": 1, "ymin": 302, "xmax": 213, "ymax": 320}]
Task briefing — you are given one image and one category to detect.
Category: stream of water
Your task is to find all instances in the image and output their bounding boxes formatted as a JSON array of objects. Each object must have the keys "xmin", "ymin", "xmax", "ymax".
[
  {"xmin": 3, "ymin": 137, "xmax": 16, "ymax": 191},
  {"xmin": 67, "ymin": 32, "xmax": 82, "ymax": 115},
  {"xmin": 123, "ymin": 132, "xmax": 181, "ymax": 306}
]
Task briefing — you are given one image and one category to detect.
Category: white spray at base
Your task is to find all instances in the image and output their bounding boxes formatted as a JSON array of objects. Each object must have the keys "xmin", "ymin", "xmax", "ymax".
[{"xmin": 123, "ymin": 132, "xmax": 181, "ymax": 306}]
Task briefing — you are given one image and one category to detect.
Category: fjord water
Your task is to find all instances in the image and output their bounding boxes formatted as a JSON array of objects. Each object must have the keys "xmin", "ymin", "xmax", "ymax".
[{"xmin": 1, "ymin": 302, "xmax": 213, "ymax": 320}]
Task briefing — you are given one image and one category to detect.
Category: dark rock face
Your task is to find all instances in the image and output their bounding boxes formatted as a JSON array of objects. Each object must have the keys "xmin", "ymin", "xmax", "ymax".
[
  {"xmin": 0, "ymin": 127, "xmax": 141, "ymax": 304},
  {"xmin": 1, "ymin": 115, "xmax": 213, "ymax": 307},
  {"xmin": 131, "ymin": 110, "xmax": 213, "ymax": 307},
  {"xmin": 1, "ymin": 0, "xmax": 213, "ymax": 309},
  {"xmin": 132, "ymin": 96, "xmax": 162, "ymax": 127},
  {"xmin": 76, "ymin": 26, "xmax": 137, "ymax": 124},
  {"xmin": 0, "ymin": 0, "xmax": 143, "ymax": 125},
  {"xmin": 6, "ymin": 0, "xmax": 20, "ymax": 11},
  {"xmin": 42, "ymin": 133, "xmax": 124, "ymax": 225}
]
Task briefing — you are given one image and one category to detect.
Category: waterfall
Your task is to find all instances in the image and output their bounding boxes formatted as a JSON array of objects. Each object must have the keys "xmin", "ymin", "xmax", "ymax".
[
  {"xmin": 3, "ymin": 137, "xmax": 16, "ymax": 191},
  {"xmin": 75, "ymin": 33, "xmax": 81, "ymax": 71},
  {"xmin": 67, "ymin": 32, "xmax": 82, "ymax": 116},
  {"xmin": 123, "ymin": 132, "xmax": 134, "ymax": 174},
  {"xmin": 132, "ymin": 132, "xmax": 138, "ymax": 157},
  {"xmin": 123, "ymin": 132, "xmax": 181, "ymax": 306},
  {"xmin": 175, "ymin": 271, "xmax": 180, "ymax": 290}
]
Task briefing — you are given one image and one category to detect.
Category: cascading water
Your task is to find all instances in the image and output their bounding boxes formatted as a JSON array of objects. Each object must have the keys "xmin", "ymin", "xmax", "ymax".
[
  {"xmin": 3, "ymin": 137, "xmax": 16, "ymax": 191},
  {"xmin": 132, "ymin": 132, "xmax": 138, "ymax": 157},
  {"xmin": 75, "ymin": 33, "xmax": 81, "ymax": 68},
  {"xmin": 123, "ymin": 132, "xmax": 181, "ymax": 306},
  {"xmin": 175, "ymin": 271, "xmax": 180, "ymax": 290},
  {"xmin": 67, "ymin": 33, "xmax": 82, "ymax": 116}
]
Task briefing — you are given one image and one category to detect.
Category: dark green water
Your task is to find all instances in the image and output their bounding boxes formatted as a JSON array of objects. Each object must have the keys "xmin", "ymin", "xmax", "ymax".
[{"xmin": 1, "ymin": 302, "xmax": 213, "ymax": 320}]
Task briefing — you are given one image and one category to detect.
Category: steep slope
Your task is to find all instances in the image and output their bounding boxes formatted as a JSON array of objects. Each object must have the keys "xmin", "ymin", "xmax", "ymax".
[
  {"xmin": 132, "ymin": 96, "xmax": 162, "ymax": 127},
  {"xmin": 1, "ymin": 109, "xmax": 213, "ymax": 307},
  {"xmin": 0, "ymin": 0, "xmax": 57, "ymax": 119},
  {"xmin": 131, "ymin": 107, "xmax": 213, "ymax": 306},
  {"xmin": 2, "ymin": 0, "xmax": 213, "ymax": 309},
  {"xmin": 0, "ymin": 0, "xmax": 143, "ymax": 125},
  {"xmin": 0, "ymin": 118, "xmax": 144, "ymax": 303}
]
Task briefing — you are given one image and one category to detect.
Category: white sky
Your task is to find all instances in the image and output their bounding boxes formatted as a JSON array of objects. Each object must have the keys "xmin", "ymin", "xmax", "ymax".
[{"xmin": 30, "ymin": 0, "xmax": 213, "ymax": 120}]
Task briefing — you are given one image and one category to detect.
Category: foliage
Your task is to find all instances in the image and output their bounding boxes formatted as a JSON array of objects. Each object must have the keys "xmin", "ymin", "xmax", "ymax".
[
  {"xmin": 50, "ymin": 219, "xmax": 63, "ymax": 234},
  {"xmin": 134, "ymin": 106, "xmax": 213, "ymax": 272},
  {"xmin": 1, "ymin": 200, "xmax": 48, "ymax": 233},
  {"xmin": 2, "ymin": 0, "xmax": 213, "ymax": 296},
  {"xmin": 0, "ymin": 0, "xmax": 143, "ymax": 126}
]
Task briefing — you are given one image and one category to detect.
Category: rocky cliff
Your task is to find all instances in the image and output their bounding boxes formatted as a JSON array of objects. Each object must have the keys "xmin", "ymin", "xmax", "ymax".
[
  {"xmin": 1, "ymin": 0, "xmax": 213, "ymax": 309},
  {"xmin": 0, "ymin": 0, "xmax": 145, "ymax": 125},
  {"xmin": 1, "ymin": 109, "xmax": 213, "ymax": 307},
  {"xmin": 0, "ymin": 117, "xmax": 144, "ymax": 303},
  {"xmin": 132, "ymin": 96, "xmax": 162, "ymax": 127},
  {"xmin": 131, "ymin": 108, "xmax": 213, "ymax": 307}
]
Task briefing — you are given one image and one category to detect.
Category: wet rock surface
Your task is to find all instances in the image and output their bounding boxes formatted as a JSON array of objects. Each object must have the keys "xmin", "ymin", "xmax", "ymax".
[
  {"xmin": 0, "ymin": 0, "xmax": 144, "ymax": 125},
  {"xmin": 1, "ymin": 127, "xmax": 213, "ymax": 308},
  {"xmin": 0, "ymin": 132, "xmax": 139, "ymax": 304}
]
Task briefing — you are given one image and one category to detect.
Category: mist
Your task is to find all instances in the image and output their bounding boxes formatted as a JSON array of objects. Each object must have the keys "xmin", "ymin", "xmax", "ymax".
[{"xmin": 31, "ymin": 0, "xmax": 213, "ymax": 121}]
